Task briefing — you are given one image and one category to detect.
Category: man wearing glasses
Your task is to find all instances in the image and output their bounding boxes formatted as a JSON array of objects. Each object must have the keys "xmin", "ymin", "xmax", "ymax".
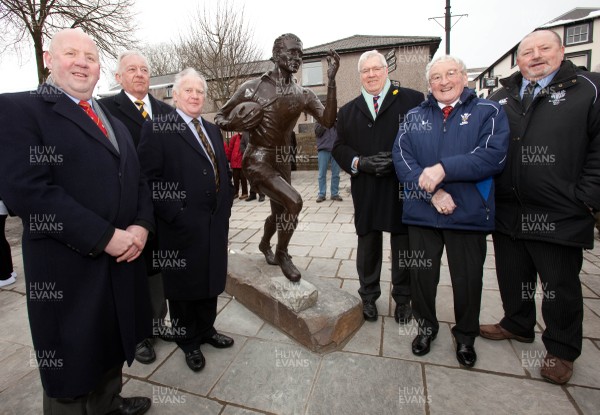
[
  {"xmin": 392, "ymin": 55, "xmax": 509, "ymax": 367},
  {"xmin": 333, "ymin": 50, "xmax": 423, "ymax": 323}
]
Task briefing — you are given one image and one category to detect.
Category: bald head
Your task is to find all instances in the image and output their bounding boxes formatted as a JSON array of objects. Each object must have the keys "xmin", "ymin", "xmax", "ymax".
[
  {"xmin": 516, "ymin": 30, "xmax": 564, "ymax": 81},
  {"xmin": 44, "ymin": 28, "xmax": 101, "ymax": 100}
]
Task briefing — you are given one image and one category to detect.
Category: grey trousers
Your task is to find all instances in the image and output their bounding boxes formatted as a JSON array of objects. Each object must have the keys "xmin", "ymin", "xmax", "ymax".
[{"xmin": 42, "ymin": 365, "xmax": 122, "ymax": 415}]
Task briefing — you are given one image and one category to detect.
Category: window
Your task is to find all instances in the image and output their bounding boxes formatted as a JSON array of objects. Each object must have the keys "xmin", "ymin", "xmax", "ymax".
[
  {"xmin": 302, "ymin": 61, "xmax": 323, "ymax": 86},
  {"xmin": 565, "ymin": 50, "xmax": 591, "ymax": 71},
  {"xmin": 565, "ymin": 23, "xmax": 590, "ymax": 45}
]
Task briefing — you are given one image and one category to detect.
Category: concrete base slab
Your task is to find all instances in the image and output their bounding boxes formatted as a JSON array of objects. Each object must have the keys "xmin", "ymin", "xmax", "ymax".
[{"xmin": 226, "ymin": 251, "xmax": 363, "ymax": 352}]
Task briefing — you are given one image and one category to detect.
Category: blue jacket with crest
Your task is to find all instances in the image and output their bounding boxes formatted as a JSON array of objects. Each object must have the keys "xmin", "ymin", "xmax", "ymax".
[{"xmin": 392, "ymin": 88, "xmax": 509, "ymax": 231}]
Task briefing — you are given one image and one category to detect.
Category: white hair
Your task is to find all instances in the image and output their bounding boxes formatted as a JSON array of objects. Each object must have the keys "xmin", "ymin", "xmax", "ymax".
[
  {"xmin": 173, "ymin": 68, "xmax": 207, "ymax": 94},
  {"xmin": 425, "ymin": 55, "xmax": 467, "ymax": 81},
  {"xmin": 116, "ymin": 50, "xmax": 151, "ymax": 76},
  {"xmin": 357, "ymin": 50, "xmax": 387, "ymax": 73}
]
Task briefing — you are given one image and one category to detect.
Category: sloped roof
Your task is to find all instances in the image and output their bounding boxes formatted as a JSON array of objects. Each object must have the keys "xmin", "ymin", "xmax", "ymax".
[
  {"xmin": 543, "ymin": 7, "xmax": 600, "ymax": 26},
  {"xmin": 303, "ymin": 34, "xmax": 440, "ymax": 56}
]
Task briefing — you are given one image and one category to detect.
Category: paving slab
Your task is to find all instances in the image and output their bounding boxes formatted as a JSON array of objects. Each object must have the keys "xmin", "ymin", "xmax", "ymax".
[
  {"xmin": 122, "ymin": 378, "xmax": 223, "ymax": 414},
  {"xmin": 149, "ymin": 333, "xmax": 246, "ymax": 397},
  {"xmin": 0, "ymin": 343, "xmax": 36, "ymax": 392},
  {"xmin": 306, "ymin": 352, "xmax": 424, "ymax": 415},
  {"xmin": 382, "ymin": 319, "xmax": 459, "ymax": 367},
  {"xmin": 222, "ymin": 406, "xmax": 268, "ymax": 415},
  {"xmin": 0, "ymin": 369, "xmax": 43, "ymax": 415},
  {"xmin": 122, "ymin": 339, "xmax": 178, "ymax": 378},
  {"xmin": 215, "ymin": 299, "xmax": 265, "ymax": 338},
  {"xmin": 342, "ymin": 315, "xmax": 382, "ymax": 356},
  {"xmin": 210, "ymin": 339, "xmax": 320, "ymax": 414},
  {"xmin": 425, "ymin": 366, "xmax": 577, "ymax": 415},
  {"xmin": 567, "ymin": 386, "xmax": 600, "ymax": 415}
]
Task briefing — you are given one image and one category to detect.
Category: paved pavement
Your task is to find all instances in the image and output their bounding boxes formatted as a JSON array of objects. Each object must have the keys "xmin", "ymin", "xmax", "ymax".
[{"xmin": 2, "ymin": 170, "xmax": 600, "ymax": 414}]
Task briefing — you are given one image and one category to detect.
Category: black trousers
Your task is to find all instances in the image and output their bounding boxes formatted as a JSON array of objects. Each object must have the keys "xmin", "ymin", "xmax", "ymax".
[
  {"xmin": 356, "ymin": 231, "xmax": 410, "ymax": 304},
  {"xmin": 0, "ymin": 215, "xmax": 13, "ymax": 280},
  {"xmin": 493, "ymin": 232, "xmax": 583, "ymax": 361},
  {"xmin": 43, "ymin": 365, "xmax": 122, "ymax": 415},
  {"xmin": 168, "ymin": 297, "xmax": 218, "ymax": 353},
  {"xmin": 408, "ymin": 226, "xmax": 486, "ymax": 345}
]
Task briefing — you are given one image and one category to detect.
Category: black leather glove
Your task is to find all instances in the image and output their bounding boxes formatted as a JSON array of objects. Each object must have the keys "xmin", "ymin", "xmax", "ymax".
[{"xmin": 359, "ymin": 154, "xmax": 394, "ymax": 176}]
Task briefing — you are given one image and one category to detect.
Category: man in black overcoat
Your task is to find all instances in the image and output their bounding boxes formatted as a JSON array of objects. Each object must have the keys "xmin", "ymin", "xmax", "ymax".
[
  {"xmin": 0, "ymin": 28, "xmax": 153, "ymax": 415},
  {"xmin": 137, "ymin": 68, "xmax": 234, "ymax": 372},
  {"xmin": 99, "ymin": 50, "xmax": 173, "ymax": 364},
  {"xmin": 333, "ymin": 50, "xmax": 424, "ymax": 323}
]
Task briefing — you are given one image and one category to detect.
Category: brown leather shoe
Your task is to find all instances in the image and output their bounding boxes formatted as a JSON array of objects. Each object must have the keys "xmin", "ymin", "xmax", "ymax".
[
  {"xmin": 479, "ymin": 323, "xmax": 534, "ymax": 343},
  {"xmin": 541, "ymin": 353, "xmax": 573, "ymax": 384}
]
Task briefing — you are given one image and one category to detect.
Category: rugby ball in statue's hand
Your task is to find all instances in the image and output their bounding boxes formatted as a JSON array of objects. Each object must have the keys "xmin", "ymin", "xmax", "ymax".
[{"xmin": 228, "ymin": 101, "xmax": 263, "ymax": 130}]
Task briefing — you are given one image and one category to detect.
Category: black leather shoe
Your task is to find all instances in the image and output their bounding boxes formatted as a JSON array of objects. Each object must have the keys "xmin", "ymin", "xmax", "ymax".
[
  {"xmin": 185, "ymin": 349, "xmax": 205, "ymax": 371},
  {"xmin": 202, "ymin": 332, "xmax": 234, "ymax": 349},
  {"xmin": 134, "ymin": 339, "xmax": 156, "ymax": 364},
  {"xmin": 246, "ymin": 194, "xmax": 257, "ymax": 201},
  {"xmin": 110, "ymin": 397, "xmax": 151, "ymax": 415},
  {"xmin": 394, "ymin": 302, "xmax": 412, "ymax": 324},
  {"xmin": 456, "ymin": 343, "xmax": 477, "ymax": 367},
  {"xmin": 362, "ymin": 300, "xmax": 378, "ymax": 322},
  {"xmin": 412, "ymin": 334, "xmax": 436, "ymax": 356},
  {"xmin": 258, "ymin": 194, "xmax": 266, "ymax": 202}
]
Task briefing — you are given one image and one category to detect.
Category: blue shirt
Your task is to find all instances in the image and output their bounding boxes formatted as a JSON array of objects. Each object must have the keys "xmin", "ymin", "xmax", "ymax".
[
  {"xmin": 177, "ymin": 109, "xmax": 216, "ymax": 169},
  {"xmin": 361, "ymin": 79, "xmax": 391, "ymax": 119},
  {"xmin": 519, "ymin": 68, "xmax": 559, "ymax": 99}
]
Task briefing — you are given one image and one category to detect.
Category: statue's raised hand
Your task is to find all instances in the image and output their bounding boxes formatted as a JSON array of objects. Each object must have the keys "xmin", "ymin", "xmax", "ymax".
[{"xmin": 326, "ymin": 49, "xmax": 340, "ymax": 82}]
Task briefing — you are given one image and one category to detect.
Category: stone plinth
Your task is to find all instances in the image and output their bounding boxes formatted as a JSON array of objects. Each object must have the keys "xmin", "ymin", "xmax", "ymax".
[
  {"xmin": 268, "ymin": 277, "xmax": 318, "ymax": 313},
  {"xmin": 226, "ymin": 251, "xmax": 363, "ymax": 352}
]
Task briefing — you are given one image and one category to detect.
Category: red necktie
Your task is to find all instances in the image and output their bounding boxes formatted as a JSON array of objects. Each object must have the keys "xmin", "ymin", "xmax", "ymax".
[
  {"xmin": 373, "ymin": 95, "xmax": 380, "ymax": 115},
  {"xmin": 442, "ymin": 105, "xmax": 453, "ymax": 120},
  {"xmin": 79, "ymin": 101, "xmax": 108, "ymax": 137}
]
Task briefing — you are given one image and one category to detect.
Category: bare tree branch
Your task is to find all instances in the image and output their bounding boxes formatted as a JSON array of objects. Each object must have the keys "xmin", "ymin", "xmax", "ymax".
[
  {"xmin": 176, "ymin": 0, "xmax": 262, "ymax": 110},
  {"xmin": 0, "ymin": 0, "xmax": 137, "ymax": 85}
]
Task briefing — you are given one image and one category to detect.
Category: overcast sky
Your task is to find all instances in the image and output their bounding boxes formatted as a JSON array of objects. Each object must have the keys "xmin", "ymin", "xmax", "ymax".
[{"xmin": 0, "ymin": 0, "xmax": 596, "ymax": 94}]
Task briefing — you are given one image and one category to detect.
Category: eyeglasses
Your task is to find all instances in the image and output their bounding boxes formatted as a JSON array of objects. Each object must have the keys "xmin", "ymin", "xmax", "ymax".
[
  {"xmin": 429, "ymin": 69, "xmax": 462, "ymax": 84},
  {"xmin": 360, "ymin": 66, "xmax": 386, "ymax": 75}
]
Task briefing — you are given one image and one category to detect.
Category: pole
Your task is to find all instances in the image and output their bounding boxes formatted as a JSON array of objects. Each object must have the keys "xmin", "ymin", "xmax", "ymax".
[{"xmin": 445, "ymin": 0, "xmax": 451, "ymax": 54}]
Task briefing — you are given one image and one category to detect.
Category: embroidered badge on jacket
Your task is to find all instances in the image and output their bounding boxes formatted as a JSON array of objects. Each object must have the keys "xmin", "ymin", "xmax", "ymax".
[
  {"xmin": 460, "ymin": 113, "xmax": 471, "ymax": 125},
  {"xmin": 549, "ymin": 90, "xmax": 566, "ymax": 106}
]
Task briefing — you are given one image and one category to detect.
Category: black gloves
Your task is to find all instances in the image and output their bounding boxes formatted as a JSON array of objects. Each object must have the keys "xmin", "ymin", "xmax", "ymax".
[{"xmin": 359, "ymin": 152, "xmax": 394, "ymax": 176}]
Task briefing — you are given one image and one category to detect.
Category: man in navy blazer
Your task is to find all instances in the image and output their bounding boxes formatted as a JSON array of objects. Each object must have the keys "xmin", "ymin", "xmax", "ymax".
[
  {"xmin": 99, "ymin": 50, "xmax": 173, "ymax": 365},
  {"xmin": 137, "ymin": 68, "xmax": 234, "ymax": 373},
  {"xmin": 0, "ymin": 29, "xmax": 153, "ymax": 414}
]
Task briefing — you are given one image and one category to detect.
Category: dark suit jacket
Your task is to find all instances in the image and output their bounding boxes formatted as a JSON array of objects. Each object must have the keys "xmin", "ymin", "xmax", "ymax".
[
  {"xmin": 333, "ymin": 83, "xmax": 424, "ymax": 235},
  {"xmin": 100, "ymin": 89, "xmax": 173, "ymax": 275},
  {"xmin": 138, "ymin": 110, "xmax": 233, "ymax": 300},
  {"xmin": 99, "ymin": 89, "xmax": 173, "ymax": 147},
  {"xmin": 0, "ymin": 84, "xmax": 154, "ymax": 398}
]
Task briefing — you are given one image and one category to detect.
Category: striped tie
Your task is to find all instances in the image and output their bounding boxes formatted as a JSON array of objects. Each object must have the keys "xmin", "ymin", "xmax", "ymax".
[
  {"xmin": 373, "ymin": 95, "xmax": 380, "ymax": 115},
  {"xmin": 79, "ymin": 101, "xmax": 108, "ymax": 137},
  {"xmin": 442, "ymin": 105, "xmax": 453, "ymax": 120},
  {"xmin": 192, "ymin": 118, "xmax": 220, "ymax": 191},
  {"xmin": 135, "ymin": 100, "xmax": 150, "ymax": 120}
]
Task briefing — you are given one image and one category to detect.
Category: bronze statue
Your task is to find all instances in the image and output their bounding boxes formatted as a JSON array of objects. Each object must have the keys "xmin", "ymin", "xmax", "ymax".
[{"xmin": 215, "ymin": 33, "xmax": 339, "ymax": 282}]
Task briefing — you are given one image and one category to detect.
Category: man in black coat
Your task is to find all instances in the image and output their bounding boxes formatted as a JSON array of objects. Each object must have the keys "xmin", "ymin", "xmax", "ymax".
[
  {"xmin": 137, "ymin": 68, "xmax": 234, "ymax": 373},
  {"xmin": 0, "ymin": 28, "xmax": 153, "ymax": 415},
  {"xmin": 333, "ymin": 50, "xmax": 423, "ymax": 323},
  {"xmin": 480, "ymin": 30, "xmax": 600, "ymax": 385},
  {"xmin": 99, "ymin": 50, "xmax": 173, "ymax": 364}
]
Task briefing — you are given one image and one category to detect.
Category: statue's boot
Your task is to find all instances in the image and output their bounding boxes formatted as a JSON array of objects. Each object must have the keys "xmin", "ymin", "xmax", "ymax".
[
  {"xmin": 258, "ymin": 215, "xmax": 277, "ymax": 265},
  {"xmin": 274, "ymin": 223, "xmax": 300, "ymax": 282},
  {"xmin": 275, "ymin": 249, "xmax": 301, "ymax": 282}
]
